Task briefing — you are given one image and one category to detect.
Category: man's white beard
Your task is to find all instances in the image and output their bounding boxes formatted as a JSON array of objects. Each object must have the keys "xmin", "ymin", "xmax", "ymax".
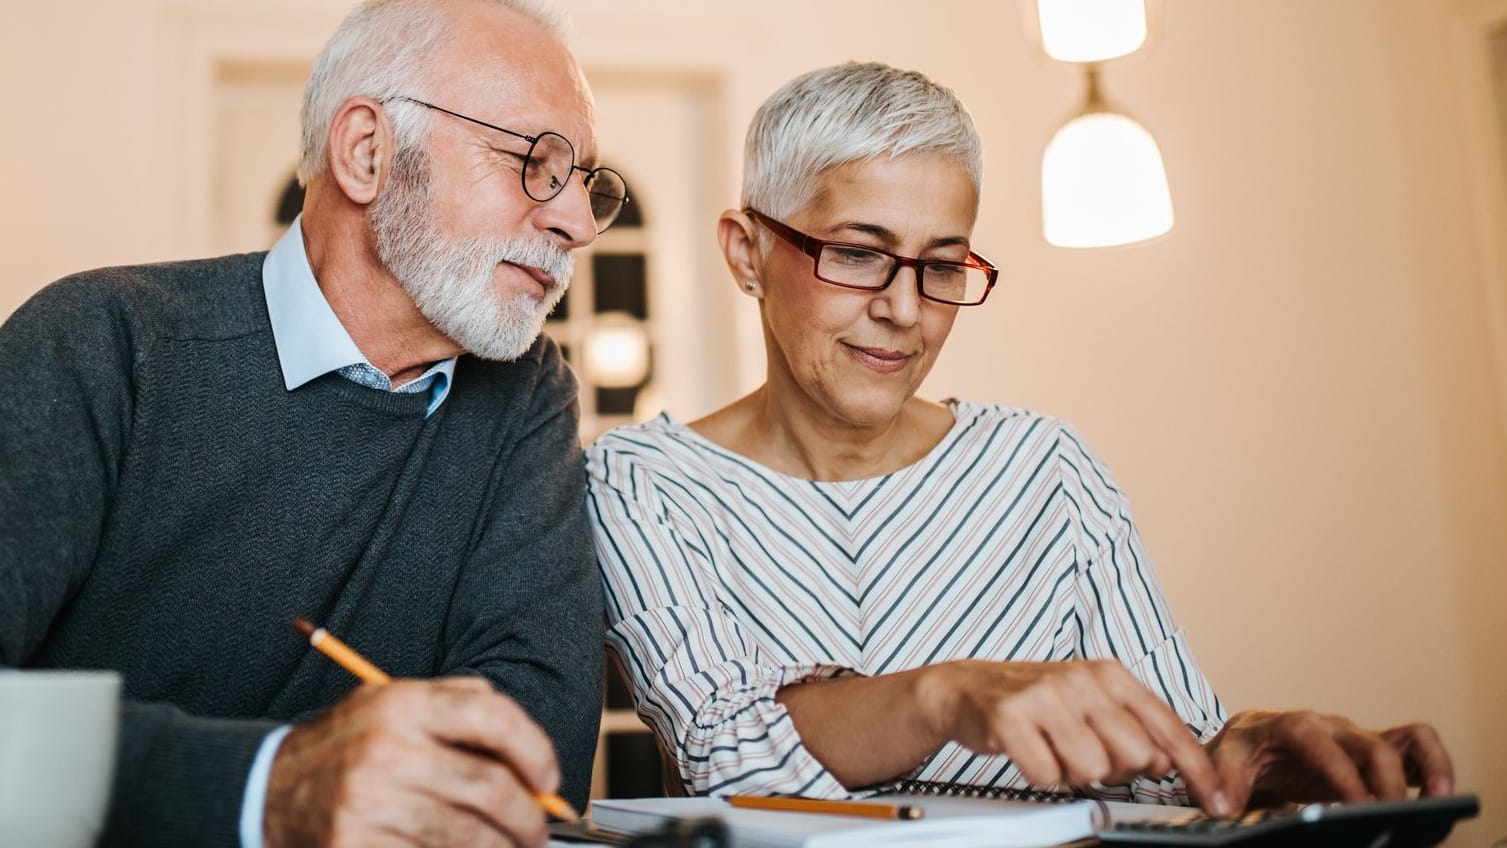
[{"xmin": 371, "ymin": 145, "xmax": 574, "ymax": 361}]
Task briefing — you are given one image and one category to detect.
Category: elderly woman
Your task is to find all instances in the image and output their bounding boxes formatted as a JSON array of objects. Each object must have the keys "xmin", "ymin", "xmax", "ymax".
[{"xmin": 587, "ymin": 62, "xmax": 1451, "ymax": 813}]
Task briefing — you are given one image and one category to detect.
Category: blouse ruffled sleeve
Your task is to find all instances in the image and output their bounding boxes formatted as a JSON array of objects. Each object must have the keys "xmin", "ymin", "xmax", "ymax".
[{"xmin": 588, "ymin": 437, "xmax": 856, "ymax": 797}]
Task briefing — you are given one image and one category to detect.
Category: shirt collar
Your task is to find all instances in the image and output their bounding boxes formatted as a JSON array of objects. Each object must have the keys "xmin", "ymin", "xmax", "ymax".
[{"xmin": 263, "ymin": 217, "xmax": 457, "ymax": 405}]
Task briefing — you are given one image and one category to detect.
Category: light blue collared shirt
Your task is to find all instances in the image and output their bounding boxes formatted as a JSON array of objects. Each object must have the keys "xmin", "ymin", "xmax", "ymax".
[
  {"xmin": 262, "ymin": 217, "xmax": 457, "ymax": 417},
  {"xmin": 238, "ymin": 219, "xmax": 459, "ymax": 848}
]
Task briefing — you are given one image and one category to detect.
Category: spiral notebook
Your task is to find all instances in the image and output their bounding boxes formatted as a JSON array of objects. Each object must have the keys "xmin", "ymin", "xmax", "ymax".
[
  {"xmin": 588, "ymin": 792, "xmax": 1099, "ymax": 848},
  {"xmin": 892, "ymin": 779, "xmax": 1102, "ymax": 804},
  {"xmin": 886, "ymin": 779, "xmax": 1140, "ymax": 820}
]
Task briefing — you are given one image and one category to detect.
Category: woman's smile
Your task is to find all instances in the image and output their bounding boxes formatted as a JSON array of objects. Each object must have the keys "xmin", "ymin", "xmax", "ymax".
[{"xmin": 842, "ymin": 342, "xmax": 913, "ymax": 374}]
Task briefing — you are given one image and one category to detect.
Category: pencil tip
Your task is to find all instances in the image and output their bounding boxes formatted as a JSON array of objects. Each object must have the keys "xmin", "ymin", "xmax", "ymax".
[
  {"xmin": 291, "ymin": 618, "xmax": 317, "ymax": 639},
  {"xmin": 541, "ymin": 794, "xmax": 581, "ymax": 823}
]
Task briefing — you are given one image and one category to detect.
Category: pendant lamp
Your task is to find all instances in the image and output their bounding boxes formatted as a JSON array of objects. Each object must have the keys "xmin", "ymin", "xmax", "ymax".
[
  {"xmin": 1041, "ymin": 67, "xmax": 1173, "ymax": 248},
  {"xmin": 1034, "ymin": 0, "xmax": 1173, "ymax": 248}
]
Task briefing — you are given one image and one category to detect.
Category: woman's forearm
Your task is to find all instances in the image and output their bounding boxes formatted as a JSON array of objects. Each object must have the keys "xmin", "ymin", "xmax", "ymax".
[{"xmin": 774, "ymin": 665, "xmax": 951, "ymax": 789}]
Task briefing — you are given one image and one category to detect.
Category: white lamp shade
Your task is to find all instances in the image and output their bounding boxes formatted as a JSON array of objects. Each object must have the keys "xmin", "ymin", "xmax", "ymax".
[
  {"xmin": 1037, "ymin": 0, "xmax": 1148, "ymax": 63},
  {"xmin": 1041, "ymin": 111, "xmax": 1173, "ymax": 248},
  {"xmin": 583, "ymin": 317, "xmax": 651, "ymax": 388}
]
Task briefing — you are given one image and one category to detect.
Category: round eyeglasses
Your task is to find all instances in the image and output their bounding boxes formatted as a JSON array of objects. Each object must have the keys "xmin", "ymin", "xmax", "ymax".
[
  {"xmin": 384, "ymin": 96, "xmax": 630, "ymax": 233},
  {"xmin": 745, "ymin": 209, "xmax": 998, "ymax": 306}
]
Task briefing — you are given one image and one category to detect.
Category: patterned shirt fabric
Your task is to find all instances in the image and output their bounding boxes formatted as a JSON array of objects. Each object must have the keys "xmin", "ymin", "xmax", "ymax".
[
  {"xmin": 337, "ymin": 361, "xmax": 445, "ymax": 397},
  {"xmin": 587, "ymin": 400, "xmax": 1226, "ymax": 804}
]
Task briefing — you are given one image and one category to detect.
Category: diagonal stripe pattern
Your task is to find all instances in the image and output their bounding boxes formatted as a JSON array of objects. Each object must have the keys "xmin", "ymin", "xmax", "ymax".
[{"xmin": 587, "ymin": 400, "xmax": 1225, "ymax": 803}]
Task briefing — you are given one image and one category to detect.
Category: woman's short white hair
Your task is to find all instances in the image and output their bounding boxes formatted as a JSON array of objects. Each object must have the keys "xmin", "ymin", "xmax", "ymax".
[
  {"xmin": 741, "ymin": 62, "xmax": 983, "ymax": 221},
  {"xmin": 297, "ymin": 0, "xmax": 568, "ymax": 184}
]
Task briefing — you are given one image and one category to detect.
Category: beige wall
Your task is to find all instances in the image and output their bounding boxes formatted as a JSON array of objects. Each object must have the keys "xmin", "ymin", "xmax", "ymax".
[{"xmin": 2, "ymin": 0, "xmax": 1502, "ymax": 843}]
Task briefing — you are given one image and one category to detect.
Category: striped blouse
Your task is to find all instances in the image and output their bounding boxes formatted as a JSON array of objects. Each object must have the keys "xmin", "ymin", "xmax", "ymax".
[{"xmin": 586, "ymin": 400, "xmax": 1226, "ymax": 803}]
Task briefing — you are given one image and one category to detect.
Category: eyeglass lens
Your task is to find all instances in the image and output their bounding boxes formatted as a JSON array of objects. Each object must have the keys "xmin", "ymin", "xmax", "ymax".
[
  {"xmin": 523, "ymin": 132, "xmax": 628, "ymax": 232},
  {"xmin": 816, "ymin": 245, "xmax": 990, "ymax": 305},
  {"xmin": 584, "ymin": 169, "xmax": 628, "ymax": 230},
  {"xmin": 520, "ymin": 132, "xmax": 577, "ymax": 201}
]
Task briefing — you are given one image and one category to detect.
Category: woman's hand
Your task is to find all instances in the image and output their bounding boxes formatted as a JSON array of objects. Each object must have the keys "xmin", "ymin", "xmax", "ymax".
[
  {"xmin": 917, "ymin": 659, "xmax": 1232, "ymax": 815},
  {"xmin": 1203, "ymin": 710, "xmax": 1454, "ymax": 810}
]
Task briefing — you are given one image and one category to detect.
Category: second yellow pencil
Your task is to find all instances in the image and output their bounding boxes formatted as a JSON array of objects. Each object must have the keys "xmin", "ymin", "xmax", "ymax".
[{"xmin": 726, "ymin": 795, "xmax": 925, "ymax": 820}]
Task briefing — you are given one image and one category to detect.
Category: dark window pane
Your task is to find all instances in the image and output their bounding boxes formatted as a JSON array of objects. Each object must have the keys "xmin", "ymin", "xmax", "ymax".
[
  {"xmin": 606, "ymin": 732, "xmax": 664, "ymax": 798},
  {"xmin": 605, "ymin": 658, "xmax": 634, "ymax": 710},
  {"xmin": 612, "ymin": 190, "xmax": 643, "ymax": 228},
  {"xmin": 593, "ymin": 254, "xmax": 648, "ymax": 319},
  {"xmin": 275, "ymin": 173, "xmax": 304, "ymax": 225},
  {"xmin": 596, "ymin": 385, "xmax": 639, "ymax": 416},
  {"xmin": 548, "ymin": 288, "xmax": 570, "ymax": 321}
]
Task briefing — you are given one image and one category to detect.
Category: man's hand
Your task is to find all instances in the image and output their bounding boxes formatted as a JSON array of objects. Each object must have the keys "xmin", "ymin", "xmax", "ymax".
[
  {"xmin": 920, "ymin": 660, "xmax": 1233, "ymax": 815},
  {"xmin": 1204, "ymin": 710, "xmax": 1455, "ymax": 810},
  {"xmin": 263, "ymin": 677, "xmax": 561, "ymax": 848}
]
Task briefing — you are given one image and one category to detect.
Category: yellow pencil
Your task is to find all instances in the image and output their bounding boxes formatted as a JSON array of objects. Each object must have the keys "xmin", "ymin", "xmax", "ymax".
[
  {"xmin": 727, "ymin": 795, "xmax": 925, "ymax": 820},
  {"xmin": 292, "ymin": 618, "xmax": 391, "ymax": 684},
  {"xmin": 291, "ymin": 617, "xmax": 580, "ymax": 822}
]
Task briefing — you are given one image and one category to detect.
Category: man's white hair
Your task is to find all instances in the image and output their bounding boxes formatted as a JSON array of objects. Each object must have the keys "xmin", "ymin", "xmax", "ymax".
[
  {"xmin": 741, "ymin": 61, "xmax": 983, "ymax": 222},
  {"xmin": 297, "ymin": 0, "xmax": 569, "ymax": 184}
]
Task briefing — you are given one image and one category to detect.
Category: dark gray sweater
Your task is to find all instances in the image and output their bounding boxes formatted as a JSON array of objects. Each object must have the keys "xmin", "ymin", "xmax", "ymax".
[{"xmin": 0, "ymin": 253, "xmax": 603, "ymax": 846}]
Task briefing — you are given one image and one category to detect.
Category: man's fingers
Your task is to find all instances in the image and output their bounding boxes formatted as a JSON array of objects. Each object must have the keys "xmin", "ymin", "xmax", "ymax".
[
  {"xmin": 360, "ymin": 785, "xmax": 518, "ymax": 848},
  {"xmin": 415, "ymin": 678, "xmax": 561, "ymax": 795},
  {"xmin": 265, "ymin": 681, "xmax": 561, "ymax": 848},
  {"xmin": 410, "ymin": 746, "xmax": 548, "ymax": 848},
  {"xmin": 358, "ymin": 687, "xmax": 552, "ymax": 848}
]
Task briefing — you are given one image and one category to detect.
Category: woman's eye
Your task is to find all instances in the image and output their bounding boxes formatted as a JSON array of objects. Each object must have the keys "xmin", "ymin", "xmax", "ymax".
[{"xmin": 829, "ymin": 247, "xmax": 884, "ymax": 266}]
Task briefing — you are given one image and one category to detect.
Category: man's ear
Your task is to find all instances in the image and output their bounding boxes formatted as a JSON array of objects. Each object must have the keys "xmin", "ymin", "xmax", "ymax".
[
  {"xmin": 325, "ymin": 96, "xmax": 390, "ymax": 206},
  {"xmin": 718, "ymin": 209, "xmax": 765, "ymax": 298}
]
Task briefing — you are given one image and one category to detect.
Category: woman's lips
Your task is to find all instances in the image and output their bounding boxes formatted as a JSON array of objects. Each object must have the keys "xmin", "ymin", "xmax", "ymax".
[{"xmin": 843, "ymin": 343, "xmax": 912, "ymax": 374}]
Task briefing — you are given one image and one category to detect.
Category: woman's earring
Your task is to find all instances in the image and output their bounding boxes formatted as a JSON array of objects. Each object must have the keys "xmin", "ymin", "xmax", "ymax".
[{"xmin": 743, "ymin": 282, "xmax": 757, "ymax": 292}]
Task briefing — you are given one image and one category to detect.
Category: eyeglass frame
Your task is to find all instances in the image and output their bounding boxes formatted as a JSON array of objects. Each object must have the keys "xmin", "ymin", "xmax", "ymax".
[
  {"xmin": 744, "ymin": 208, "xmax": 998, "ymax": 306},
  {"xmin": 381, "ymin": 95, "xmax": 630, "ymax": 232}
]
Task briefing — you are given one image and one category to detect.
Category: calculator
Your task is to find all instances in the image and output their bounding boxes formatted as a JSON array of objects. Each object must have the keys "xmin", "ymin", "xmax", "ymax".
[{"xmin": 1098, "ymin": 794, "xmax": 1478, "ymax": 847}]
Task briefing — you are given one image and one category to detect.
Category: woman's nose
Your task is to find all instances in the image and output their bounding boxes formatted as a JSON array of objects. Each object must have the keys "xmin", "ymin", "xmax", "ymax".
[{"xmin": 870, "ymin": 265, "xmax": 923, "ymax": 326}]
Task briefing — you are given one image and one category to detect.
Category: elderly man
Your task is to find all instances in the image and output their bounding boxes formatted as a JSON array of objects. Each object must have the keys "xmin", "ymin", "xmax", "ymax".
[{"xmin": 0, "ymin": 0, "xmax": 623, "ymax": 846}]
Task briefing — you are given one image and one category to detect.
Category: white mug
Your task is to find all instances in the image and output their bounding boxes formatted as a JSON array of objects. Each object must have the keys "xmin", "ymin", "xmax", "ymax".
[{"xmin": 0, "ymin": 669, "xmax": 121, "ymax": 848}]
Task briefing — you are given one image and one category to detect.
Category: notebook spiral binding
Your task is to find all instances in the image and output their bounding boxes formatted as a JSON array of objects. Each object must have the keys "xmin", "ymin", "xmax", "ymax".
[
  {"xmin": 897, "ymin": 779, "xmax": 1079, "ymax": 803},
  {"xmin": 896, "ymin": 780, "xmax": 1111, "ymax": 828}
]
